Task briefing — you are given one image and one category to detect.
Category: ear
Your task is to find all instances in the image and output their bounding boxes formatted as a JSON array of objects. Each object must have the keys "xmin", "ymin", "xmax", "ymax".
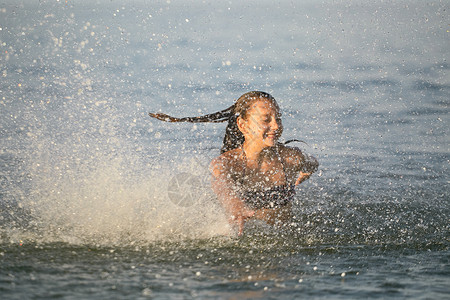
[{"xmin": 236, "ymin": 116, "xmax": 247, "ymax": 134}]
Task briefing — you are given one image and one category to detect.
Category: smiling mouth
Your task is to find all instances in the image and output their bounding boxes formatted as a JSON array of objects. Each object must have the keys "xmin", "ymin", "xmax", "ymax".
[{"xmin": 265, "ymin": 133, "xmax": 278, "ymax": 140}]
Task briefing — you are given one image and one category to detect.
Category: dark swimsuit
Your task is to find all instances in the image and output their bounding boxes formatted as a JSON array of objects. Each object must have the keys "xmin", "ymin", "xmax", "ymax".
[
  {"xmin": 241, "ymin": 184, "xmax": 296, "ymax": 210},
  {"xmin": 238, "ymin": 148, "xmax": 296, "ymax": 210}
]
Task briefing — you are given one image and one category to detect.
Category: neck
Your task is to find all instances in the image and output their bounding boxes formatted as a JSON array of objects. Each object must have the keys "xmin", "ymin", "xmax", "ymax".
[{"xmin": 242, "ymin": 140, "xmax": 267, "ymax": 162}]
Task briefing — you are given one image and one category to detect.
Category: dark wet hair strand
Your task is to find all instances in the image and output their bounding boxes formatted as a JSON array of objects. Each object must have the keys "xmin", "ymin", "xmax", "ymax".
[{"xmin": 149, "ymin": 91, "xmax": 279, "ymax": 153}]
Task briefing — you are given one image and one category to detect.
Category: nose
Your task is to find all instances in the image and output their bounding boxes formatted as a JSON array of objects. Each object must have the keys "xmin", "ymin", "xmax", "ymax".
[{"xmin": 270, "ymin": 117, "xmax": 280, "ymax": 131}]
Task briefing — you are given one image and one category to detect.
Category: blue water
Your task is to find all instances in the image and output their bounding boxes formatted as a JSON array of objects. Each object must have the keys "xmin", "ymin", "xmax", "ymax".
[{"xmin": 1, "ymin": 0, "xmax": 449, "ymax": 299}]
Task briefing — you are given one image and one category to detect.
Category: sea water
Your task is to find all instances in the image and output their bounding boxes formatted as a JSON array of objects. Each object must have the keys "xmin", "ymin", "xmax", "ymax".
[{"xmin": 0, "ymin": 0, "xmax": 448, "ymax": 299}]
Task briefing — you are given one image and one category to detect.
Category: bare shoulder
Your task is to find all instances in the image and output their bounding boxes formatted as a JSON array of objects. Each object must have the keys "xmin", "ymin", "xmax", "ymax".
[
  {"xmin": 277, "ymin": 144, "xmax": 304, "ymax": 164},
  {"xmin": 277, "ymin": 144, "xmax": 319, "ymax": 173},
  {"xmin": 209, "ymin": 148, "xmax": 243, "ymax": 177}
]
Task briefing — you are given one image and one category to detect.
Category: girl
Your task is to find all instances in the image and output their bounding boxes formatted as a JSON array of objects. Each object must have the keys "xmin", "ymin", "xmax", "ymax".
[{"xmin": 149, "ymin": 91, "xmax": 318, "ymax": 235}]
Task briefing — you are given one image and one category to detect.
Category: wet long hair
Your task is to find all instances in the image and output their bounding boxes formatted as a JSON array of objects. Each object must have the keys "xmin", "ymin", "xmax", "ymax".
[{"xmin": 149, "ymin": 91, "xmax": 282, "ymax": 153}]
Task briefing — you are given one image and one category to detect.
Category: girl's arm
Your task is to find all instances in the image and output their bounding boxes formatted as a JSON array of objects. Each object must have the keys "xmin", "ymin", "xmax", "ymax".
[
  {"xmin": 210, "ymin": 157, "xmax": 254, "ymax": 235},
  {"xmin": 282, "ymin": 146, "xmax": 319, "ymax": 185},
  {"xmin": 295, "ymin": 151, "xmax": 319, "ymax": 185}
]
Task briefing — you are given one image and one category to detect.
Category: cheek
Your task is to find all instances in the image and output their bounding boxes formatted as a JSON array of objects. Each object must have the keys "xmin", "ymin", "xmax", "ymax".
[{"xmin": 254, "ymin": 122, "xmax": 269, "ymax": 133}]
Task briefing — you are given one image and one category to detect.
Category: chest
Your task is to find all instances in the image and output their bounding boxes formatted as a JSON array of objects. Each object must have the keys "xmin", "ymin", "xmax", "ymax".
[{"xmin": 240, "ymin": 159, "xmax": 288, "ymax": 190}]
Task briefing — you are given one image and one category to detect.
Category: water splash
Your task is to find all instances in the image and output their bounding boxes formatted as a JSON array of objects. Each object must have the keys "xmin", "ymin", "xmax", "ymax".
[{"xmin": 1, "ymin": 87, "xmax": 231, "ymax": 246}]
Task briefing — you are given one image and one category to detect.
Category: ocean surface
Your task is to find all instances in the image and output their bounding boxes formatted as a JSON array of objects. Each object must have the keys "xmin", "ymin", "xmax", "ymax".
[{"xmin": 1, "ymin": 0, "xmax": 449, "ymax": 299}]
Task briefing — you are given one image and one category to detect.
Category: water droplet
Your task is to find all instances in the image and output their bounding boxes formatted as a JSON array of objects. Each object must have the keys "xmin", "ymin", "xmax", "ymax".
[{"xmin": 142, "ymin": 288, "xmax": 152, "ymax": 296}]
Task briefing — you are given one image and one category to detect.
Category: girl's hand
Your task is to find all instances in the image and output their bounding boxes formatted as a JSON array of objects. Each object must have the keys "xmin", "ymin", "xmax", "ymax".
[
  {"xmin": 295, "ymin": 171, "xmax": 312, "ymax": 185},
  {"xmin": 231, "ymin": 208, "xmax": 255, "ymax": 236}
]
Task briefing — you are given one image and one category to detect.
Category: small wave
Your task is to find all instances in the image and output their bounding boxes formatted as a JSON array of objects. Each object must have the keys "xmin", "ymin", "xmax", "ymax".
[
  {"xmin": 415, "ymin": 80, "xmax": 450, "ymax": 92},
  {"xmin": 406, "ymin": 107, "xmax": 449, "ymax": 116}
]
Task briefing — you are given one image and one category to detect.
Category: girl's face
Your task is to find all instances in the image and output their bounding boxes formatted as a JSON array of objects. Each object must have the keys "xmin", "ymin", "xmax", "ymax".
[{"xmin": 238, "ymin": 99, "xmax": 283, "ymax": 148}]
